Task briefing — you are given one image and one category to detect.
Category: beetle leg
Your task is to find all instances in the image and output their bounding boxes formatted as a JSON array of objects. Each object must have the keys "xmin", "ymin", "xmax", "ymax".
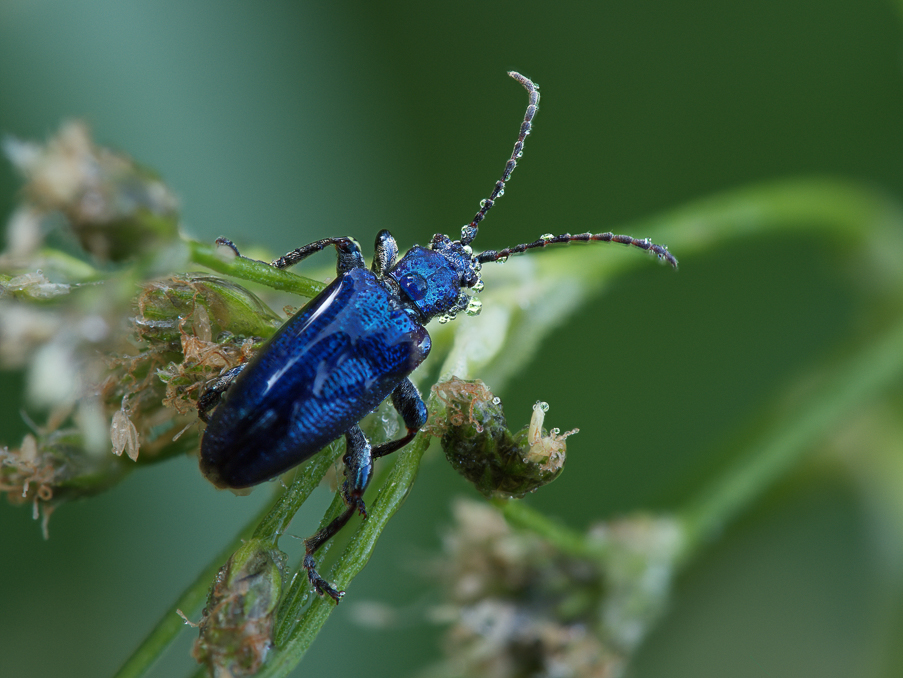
[
  {"xmin": 197, "ymin": 364, "xmax": 246, "ymax": 423},
  {"xmin": 303, "ymin": 425, "xmax": 373, "ymax": 602},
  {"xmin": 214, "ymin": 236, "xmax": 367, "ymax": 276},
  {"xmin": 371, "ymin": 229, "xmax": 399, "ymax": 276},
  {"xmin": 372, "ymin": 378, "xmax": 429, "ymax": 458},
  {"xmin": 271, "ymin": 237, "xmax": 366, "ymax": 275},
  {"xmin": 302, "ymin": 378, "xmax": 426, "ymax": 602}
]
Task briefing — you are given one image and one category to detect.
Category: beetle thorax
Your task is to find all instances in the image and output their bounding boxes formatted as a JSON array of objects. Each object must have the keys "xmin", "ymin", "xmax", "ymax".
[{"xmin": 386, "ymin": 236, "xmax": 482, "ymax": 322}]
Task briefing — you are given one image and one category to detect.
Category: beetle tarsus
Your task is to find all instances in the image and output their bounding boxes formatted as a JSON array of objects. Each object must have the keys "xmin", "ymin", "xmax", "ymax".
[
  {"xmin": 304, "ymin": 554, "xmax": 346, "ymax": 602},
  {"xmin": 214, "ymin": 236, "xmax": 241, "ymax": 256},
  {"xmin": 302, "ymin": 504, "xmax": 357, "ymax": 604}
]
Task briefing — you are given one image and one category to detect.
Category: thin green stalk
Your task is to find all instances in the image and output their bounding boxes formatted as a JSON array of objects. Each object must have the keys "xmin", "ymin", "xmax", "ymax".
[
  {"xmin": 253, "ymin": 433, "xmax": 431, "ymax": 678},
  {"xmin": 186, "ymin": 239, "xmax": 327, "ymax": 298},
  {"xmin": 496, "ymin": 498, "xmax": 610, "ymax": 561},
  {"xmin": 629, "ymin": 177, "xmax": 903, "ymax": 263},
  {"xmin": 253, "ymin": 441, "xmax": 344, "ymax": 541},
  {"xmin": 112, "ymin": 505, "xmax": 264, "ymax": 678},
  {"xmin": 467, "ymin": 178, "xmax": 903, "ymax": 391},
  {"xmin": 496, "ymin": 316, "xmax": 903, "ymax": 574},
  {"xmin": 113, "ymin": 442, "xmax": 344, "ymax": 678},
  {"xmin": 678, "ymin": 315, "xmax": 903, "ymax": 562},
  {"xmin": 272, "ymin": 488, "xmax": 349, "ymax": 647}
]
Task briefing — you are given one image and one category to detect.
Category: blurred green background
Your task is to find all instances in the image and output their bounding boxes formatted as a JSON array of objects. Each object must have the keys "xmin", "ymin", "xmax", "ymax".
[{"xmin": 2, "ymin": 1, "xmax": 903, "ymax": 677}]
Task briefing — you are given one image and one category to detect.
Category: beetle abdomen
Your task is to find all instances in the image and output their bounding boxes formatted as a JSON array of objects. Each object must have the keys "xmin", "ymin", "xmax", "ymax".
[{"xmin": 200, "ymin": 268, "xmax": 430, "ymax": 488}]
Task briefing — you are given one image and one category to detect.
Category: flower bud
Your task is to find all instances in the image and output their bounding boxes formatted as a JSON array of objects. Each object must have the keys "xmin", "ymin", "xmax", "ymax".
[{"xmin": 430, "ymin": 377, "xmax": 576, "ymax": 498}]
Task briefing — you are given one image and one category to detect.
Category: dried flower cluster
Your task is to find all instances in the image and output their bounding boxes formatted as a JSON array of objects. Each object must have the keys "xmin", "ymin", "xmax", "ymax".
[
  {"xmin": 191, "ymin": 538, "xmax": 287, "ymax": 678},
  {"xmin": 0, "ymin": 123, "xmax": 282, "ymax": 531},
  {"xmin": 429, "ymin": 500, "xmax": 682, "ymax": 678}
]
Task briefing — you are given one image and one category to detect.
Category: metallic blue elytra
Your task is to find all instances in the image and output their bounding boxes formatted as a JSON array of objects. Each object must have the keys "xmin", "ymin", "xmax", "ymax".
[
  {"xmin": 198, "ymin": 72, "xmax": 677, "ymax": 603},
  {"xmin": 199, "ymin": 267, "xmax": 430, "ymax": 489}
]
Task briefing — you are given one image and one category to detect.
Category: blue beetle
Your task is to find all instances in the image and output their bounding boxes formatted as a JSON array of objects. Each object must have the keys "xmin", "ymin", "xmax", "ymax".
[{"xmin": 198, "ymin": 72, "xmax": 677, "ymax": 601}]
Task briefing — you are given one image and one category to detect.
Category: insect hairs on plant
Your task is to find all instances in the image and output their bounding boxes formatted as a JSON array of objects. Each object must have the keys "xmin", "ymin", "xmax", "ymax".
[{"xmin": 197, "ymin": 71, "xmax": 678, "ymax": 603}]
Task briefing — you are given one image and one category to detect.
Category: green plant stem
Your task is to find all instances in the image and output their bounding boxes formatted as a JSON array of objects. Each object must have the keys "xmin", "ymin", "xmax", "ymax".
[
  {"xmin": 111, "ymin": 510, "xmax": 262, "ymax": 678},
  {"xmin": 186, "ymin": 240, "xmax": 326, "ymax": 298},
  {"xmin": 253, "ymin": 441, "xmax": 344, "ymax": 540},
  {"xmin": 630, "ymin": 177, "xmax": 903, "ymax": 264},
  {"xmin": 467, "ymin": 178, "xmax": 903, "ymax": 573},
  {"xmin": 469, "ymin": 179, "xmax": 903, "ymax": 391},
  {"xmin": 112, "ymin": 445, "xmax": 343, "ymax": 678},
  {"xmin": 252, "ymin": 432, "xmax": 431, "ymax": 678},
  {"xmin": 495, "ymin": 498, "xmax": 609, "ymax": 560},
  {"xmin": 678, "ymin": 315, "xmax": 903, "ymax": 563}
]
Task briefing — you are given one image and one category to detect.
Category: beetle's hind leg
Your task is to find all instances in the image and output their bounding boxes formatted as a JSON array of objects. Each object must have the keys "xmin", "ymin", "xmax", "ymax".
[
  {"xmin": 303, "ymin": 425, "xmax": 373, "ymax": 602},
  {"xmin": 197, "ymin": 364, "xmax": 246, "ymax": 423},
  {"xmin": 302, "ymin": 380, "xmax": 427, "ymax": 602}
]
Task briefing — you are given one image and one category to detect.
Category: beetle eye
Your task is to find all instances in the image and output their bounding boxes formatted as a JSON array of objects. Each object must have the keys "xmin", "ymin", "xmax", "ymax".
[{"xmin": 398, "ymin": 272, "xmax": 428, "ymax": 301}]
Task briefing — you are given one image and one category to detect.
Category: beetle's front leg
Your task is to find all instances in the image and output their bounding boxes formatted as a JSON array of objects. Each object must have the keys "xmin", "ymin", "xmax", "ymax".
[
  {"xmin": 272, "ymin": 237, "xmax": 367, "ymax": 275},
  {"xmin": 303, "ymin": 425, "xmax": 373, "ymax": 602},
  {"xmin": 215, "ymin": 235, "xmax": 367, "ymax": 277},
  {"xmin": 370, "ymin": 229, "xmax": 399, "ymax": 276}
]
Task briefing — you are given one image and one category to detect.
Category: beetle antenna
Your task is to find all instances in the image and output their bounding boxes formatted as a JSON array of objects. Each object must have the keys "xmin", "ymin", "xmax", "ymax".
[
  {"xmin": 476, "ymin": 231, "xmax": 679, "ymax": 269},
  {"xmin": 459, "ymin": 71, "xmax": 539, "ymax": 247}
]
